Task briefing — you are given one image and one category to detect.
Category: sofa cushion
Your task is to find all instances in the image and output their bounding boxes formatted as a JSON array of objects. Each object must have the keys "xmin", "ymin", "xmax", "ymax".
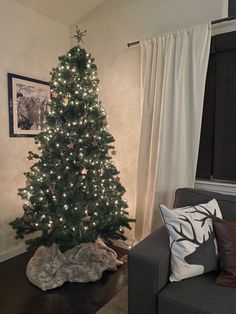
[
  {"xmin": 160, "ymin": 199, "xmax": 222, "ymax": 282},
  {"xmin": 174, "ymin": 188, "xmax": 236, "ymax": 220},
  {"xmin": 158, "ymin": 271, "xmax": 236, "ymax": 314},
  {"xmin": 213, "ymin": 217, "xmax": 236, "ymax": 287}
]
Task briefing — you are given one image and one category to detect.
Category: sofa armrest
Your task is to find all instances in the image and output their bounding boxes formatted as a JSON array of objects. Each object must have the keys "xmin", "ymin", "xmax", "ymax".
[{"xmin": 128, "ymin": 225, "xmax": 170, "ymax": 314}]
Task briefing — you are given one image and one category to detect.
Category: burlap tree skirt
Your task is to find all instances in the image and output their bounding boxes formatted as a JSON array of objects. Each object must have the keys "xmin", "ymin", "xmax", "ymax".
[{"xmin": 26, "ymin": 238, "xmax": 123, "ymax": 291}]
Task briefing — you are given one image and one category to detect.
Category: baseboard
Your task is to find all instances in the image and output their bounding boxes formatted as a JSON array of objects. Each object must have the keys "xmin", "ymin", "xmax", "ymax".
[{"xmin": 0, "ymin": 245, "xmax": 26, "ymax": 263}]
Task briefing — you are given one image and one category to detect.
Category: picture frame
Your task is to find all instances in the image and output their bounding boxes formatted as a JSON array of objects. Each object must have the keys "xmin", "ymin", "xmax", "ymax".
[{"xmin": 8, "ymin": 73, "xmax": 50, "ymax": 137}]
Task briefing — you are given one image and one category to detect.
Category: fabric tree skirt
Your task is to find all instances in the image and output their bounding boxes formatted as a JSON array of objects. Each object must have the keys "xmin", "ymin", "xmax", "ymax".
[{"xmin": 26, "ymin": 238, "xmax": 123, "ymax": 291}]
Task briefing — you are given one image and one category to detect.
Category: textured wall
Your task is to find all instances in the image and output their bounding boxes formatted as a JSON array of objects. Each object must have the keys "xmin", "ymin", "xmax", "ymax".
[
  {"xmin": 70, "ymin": 0, "xmax": 228, "ymax": 243},
  {"xmin": 0, "ymin": 0, "xmax": 69, "ymax": 261},
  {"xmin": 0, "ymin": 0, "xmax": 228, "ymax": 260}
]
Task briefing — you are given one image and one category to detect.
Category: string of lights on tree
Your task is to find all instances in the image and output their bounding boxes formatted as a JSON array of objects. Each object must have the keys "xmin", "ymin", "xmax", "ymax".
[{"xmin": 10, "ymin": 29, "xmax": 134, "ymax": 252}]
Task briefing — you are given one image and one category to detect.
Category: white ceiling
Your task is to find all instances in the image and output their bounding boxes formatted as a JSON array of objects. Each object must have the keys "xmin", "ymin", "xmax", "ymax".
[{"xmin": 14, "ymin": 0, "xmax": 104, "ymax": 26}]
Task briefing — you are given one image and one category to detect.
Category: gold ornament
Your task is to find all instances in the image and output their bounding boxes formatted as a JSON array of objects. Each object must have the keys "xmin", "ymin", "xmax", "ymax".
[
  {"xmin": 92, "ymin": 139, "xmax": 98, "ymax": 147},
  {"xmin": 115, "ymin": 176, "xmax": 120, "ymax": 182},
  {"xmin": 67, "ymin": 142, "xmax": 75, "ymax": 149},
  {"xmin": 25, "ymin": 178, "xmax": 31, "ymax": 187},
  {"xmin": 52, "ymin": 91, "xmax": 58, "ymax": 98},
  {"xmin": 49, "ymin": 186, "xmax": 55, "ymax": 195},
  {"xmin": 81, "ymin": 168, "xmax": 88, "ymax": 175},
  {"xmin": 82, "ymin": 209, "xmax": 91, "ymax": 222},
  {"xmin": 27, "ymin": 154, "xmax": 34, "ymax": 161},
  {"xmin": 64, "ymin": 97, "xmax": 69, "ymax": 105},
  {"xmin": 82, "ymin": 215, "xmax": 91, "ymax": 222},
  {"xmin": 103, "ymin": 119, "xmax": 108, "ymax": 127},
  {"xmin": 111, "ymin": 150, "xmax": 117, "ymax": 156}
]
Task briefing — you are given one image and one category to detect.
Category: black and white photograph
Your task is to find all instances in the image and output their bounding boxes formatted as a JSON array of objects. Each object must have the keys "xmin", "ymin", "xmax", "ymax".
[{"xmin": 8, "ymin": 73, "xmax": 50, "ymax": 137}]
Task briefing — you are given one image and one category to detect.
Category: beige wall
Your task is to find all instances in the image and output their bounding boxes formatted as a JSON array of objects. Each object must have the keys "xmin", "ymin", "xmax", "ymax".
[
  {"xmin": 0, "ymin": 0, "xmax": 69, "ymax": 261},
  {"xmin": 70, "ymin": 0, "xmax": 228, "ymax": 241},
  {"xmin": 0, "ymin": 0, "xmax": 228, "ymax": 260}
]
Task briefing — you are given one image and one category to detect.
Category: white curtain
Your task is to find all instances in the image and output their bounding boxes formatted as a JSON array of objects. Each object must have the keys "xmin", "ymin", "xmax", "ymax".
[{"xmin": 135, "ymin": 23, "xmax": 211, "ymax": 241}]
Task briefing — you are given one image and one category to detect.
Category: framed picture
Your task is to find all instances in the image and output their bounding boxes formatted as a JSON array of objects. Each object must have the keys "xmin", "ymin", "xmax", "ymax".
[{"xmin": 8, "ymin": 73, "xmax": 50, "ymax": 137}]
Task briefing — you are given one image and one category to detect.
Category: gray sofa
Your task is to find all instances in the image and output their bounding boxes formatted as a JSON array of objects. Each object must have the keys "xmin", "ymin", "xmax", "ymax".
[{"xmin": 128, "ymin": 188, "xmax": 236, "ymax": 314}]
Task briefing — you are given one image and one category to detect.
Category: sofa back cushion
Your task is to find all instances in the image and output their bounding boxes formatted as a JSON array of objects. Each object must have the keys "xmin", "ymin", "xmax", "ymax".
[{"xmin": 174, "ymin": 188, "xmax": 236, "ymax": 220}]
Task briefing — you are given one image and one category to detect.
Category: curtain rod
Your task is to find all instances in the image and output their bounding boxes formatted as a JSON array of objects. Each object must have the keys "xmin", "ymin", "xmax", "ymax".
[{"xmin": 127, "ymin": 15, "xmax": 236, "ymax": 47}]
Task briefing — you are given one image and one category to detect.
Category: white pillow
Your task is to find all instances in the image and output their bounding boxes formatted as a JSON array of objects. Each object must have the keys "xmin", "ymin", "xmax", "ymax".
[{"xmin": 160, "ymin": 199, "xmax": 222, "ymax": 282}]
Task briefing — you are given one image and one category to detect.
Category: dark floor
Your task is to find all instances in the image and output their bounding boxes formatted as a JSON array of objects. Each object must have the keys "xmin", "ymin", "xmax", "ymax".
[{"xmin": 0, "ymin": 246, "xmax": 128, "ymax": 314}]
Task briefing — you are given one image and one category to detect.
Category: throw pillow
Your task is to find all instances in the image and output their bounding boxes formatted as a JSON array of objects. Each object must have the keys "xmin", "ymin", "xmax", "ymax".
[
  {"xmin": 213, "ymin": 216, "xmax": 236, "ymax": 287},
  {"xmin": 160, "ymin": 199, "xmax": 222, "ymax": 282}
]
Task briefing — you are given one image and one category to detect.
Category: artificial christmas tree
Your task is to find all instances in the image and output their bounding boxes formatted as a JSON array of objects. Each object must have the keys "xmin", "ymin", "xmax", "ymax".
[{"xmin": 10, "ymin": 29, "xmax": 134, "ymax": 290}]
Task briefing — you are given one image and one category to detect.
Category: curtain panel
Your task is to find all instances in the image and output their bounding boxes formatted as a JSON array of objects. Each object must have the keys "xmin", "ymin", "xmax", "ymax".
[{"xmin": 135, "ymin": 23, "xmax": 211, "ymax": 241}]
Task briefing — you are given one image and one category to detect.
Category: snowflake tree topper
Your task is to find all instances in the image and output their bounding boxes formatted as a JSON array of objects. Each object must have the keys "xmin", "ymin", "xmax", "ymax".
[{"xmin": 72, "ymin": 27, "xmax": 87, "ymax": 46}]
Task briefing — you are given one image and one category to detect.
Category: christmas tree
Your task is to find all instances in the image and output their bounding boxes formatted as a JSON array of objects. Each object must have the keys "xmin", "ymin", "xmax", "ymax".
[{"xmin": 10, "ymin": 30, "xmax": 134, "ymax": 252}]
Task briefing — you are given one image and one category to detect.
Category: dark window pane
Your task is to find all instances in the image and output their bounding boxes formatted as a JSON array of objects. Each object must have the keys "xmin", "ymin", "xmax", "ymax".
[
  {"xmin": 213, "ymin": 50, "xmax": 236, "ymax": 180},
  {"xmin": 229, "ymin": 0, "xmax": 236, "ymax": 16},
  {"xmin": 196, "ymin": 56, "xmax": 215, "ymax": 179},
  {"xmin": 197, "ymin": 32, "xmax": 236, "ymax": 182}
]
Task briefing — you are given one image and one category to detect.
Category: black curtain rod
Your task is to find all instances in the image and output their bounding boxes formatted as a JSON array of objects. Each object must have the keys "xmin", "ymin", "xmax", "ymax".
[{"xmin": 127, "ymin": 15, "xmax": 236, "ymax": 47}]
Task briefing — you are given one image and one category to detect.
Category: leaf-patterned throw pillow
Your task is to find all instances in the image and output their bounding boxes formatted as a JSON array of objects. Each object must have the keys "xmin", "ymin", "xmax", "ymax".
[{"xmin": 160, "ymin": 199, "xmax": 222, "ymax": 282}]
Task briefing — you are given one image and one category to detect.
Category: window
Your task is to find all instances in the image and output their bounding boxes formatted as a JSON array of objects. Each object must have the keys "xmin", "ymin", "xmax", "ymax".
[
  {"xmin": 229, "ymin": 0, "xmax": 236, "ymax": 17},
  {"xmin": 196, "ymin": 31, "xmax": 236, "ymax": 182}
]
